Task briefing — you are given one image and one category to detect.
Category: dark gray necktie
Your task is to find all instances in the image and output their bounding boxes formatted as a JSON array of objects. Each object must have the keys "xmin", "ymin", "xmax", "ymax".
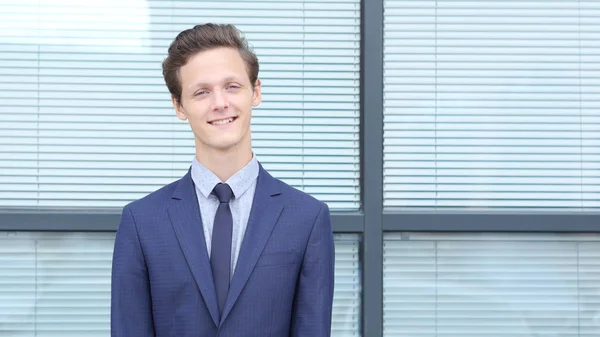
[{"xmin": 210, "ymin": 183, "xmax": 233, "ymax": 315}]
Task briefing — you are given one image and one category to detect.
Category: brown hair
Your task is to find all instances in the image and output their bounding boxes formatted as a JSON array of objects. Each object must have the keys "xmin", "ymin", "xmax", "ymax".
[{"xmin": 162, "ymin": 23, "xmax": 259, "ymax": 103}]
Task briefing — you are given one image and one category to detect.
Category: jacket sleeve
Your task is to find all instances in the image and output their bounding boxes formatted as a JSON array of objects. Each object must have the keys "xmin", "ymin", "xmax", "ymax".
[
  {"xmin": 111, "ymin": 206, "xmax": 155, "ymax": 337},
  {"xmin": 290, "ymin": 203, "xmax": 336, "ymax": 337}
]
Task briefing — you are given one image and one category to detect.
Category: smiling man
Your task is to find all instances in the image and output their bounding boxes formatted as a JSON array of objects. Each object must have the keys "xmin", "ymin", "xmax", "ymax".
[{"xmin": 110, "ymin": 24, "xmax": 335, "ymax": 337}]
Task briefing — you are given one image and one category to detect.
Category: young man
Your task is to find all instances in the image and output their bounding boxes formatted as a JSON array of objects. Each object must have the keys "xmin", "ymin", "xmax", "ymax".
[{"xmin": 110, "ymin": 24, "xmax": 335, "ymax": 336}]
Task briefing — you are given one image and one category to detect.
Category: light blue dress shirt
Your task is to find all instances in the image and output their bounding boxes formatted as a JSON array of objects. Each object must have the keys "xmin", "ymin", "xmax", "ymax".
[{"xmin": 190, "ymin": 155, "xmax": 259, "ymax": 277}]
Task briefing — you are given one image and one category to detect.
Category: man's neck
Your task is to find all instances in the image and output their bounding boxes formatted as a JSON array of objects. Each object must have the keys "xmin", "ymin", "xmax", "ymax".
[{"xmin": 195, "ymin": 144, "xmax": 253, "ymax": 182}]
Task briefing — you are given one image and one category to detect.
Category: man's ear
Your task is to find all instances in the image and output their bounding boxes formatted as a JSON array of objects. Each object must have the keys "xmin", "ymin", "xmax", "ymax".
[
  {"xmin": 252, "ymin": 78, "xmax": 262, "ymax": 107},
  {"xmin": 172, "ymin": 96, "xmax": 187, "ymax": 120}
]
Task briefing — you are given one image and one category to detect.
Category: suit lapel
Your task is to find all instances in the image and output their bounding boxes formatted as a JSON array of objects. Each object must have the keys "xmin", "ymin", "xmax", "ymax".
[
  {"xmin": 219, "ymin": 165, "xmax": 284, "ymax": 324},
  {"xmin": 167, "ymin": 170, "xmax": 220, "ymax": 327}
]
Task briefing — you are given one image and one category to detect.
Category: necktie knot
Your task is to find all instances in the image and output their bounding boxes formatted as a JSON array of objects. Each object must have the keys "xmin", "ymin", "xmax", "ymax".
[{"xmin": 212, "ymin": 183, "xmax": 233, "ymax": 203}]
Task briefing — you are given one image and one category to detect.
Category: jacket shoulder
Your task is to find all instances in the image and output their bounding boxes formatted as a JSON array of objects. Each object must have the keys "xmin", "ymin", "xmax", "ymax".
[
  {"xmin": 274, "ymin": 177, "xmax": 328, "ymax": 212},
  {"xmin": 122, "ymin": 177, "xmax": 182, "ymax": 213}
]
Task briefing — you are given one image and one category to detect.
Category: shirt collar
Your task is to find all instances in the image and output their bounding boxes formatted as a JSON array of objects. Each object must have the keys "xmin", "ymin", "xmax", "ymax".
[{"xmin": 191, "ymin": 154, "xmax": 259, "ymax": 200}]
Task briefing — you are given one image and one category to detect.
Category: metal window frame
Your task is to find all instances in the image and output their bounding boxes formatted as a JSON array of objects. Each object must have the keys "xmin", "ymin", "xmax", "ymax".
[
  {"xmin": 361, "ymin": 0, "xmax": 384, "ymax": 336},
  {"xmin": 0, "ymin": 209, "xmax": 364, "ymax": 233},
  {"xmin": 383, "ymin": 211, "xmax": 600, "ymax": 232},
  {"xmin": 2, "ymin": 1, "xmax": 600, "ymax": 337}
]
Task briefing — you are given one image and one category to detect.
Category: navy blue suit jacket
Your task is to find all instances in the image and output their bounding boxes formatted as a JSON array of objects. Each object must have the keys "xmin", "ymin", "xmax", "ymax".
[{"xmin": 111, "ymin": 164, "xmax": 335, "ymax": 337}]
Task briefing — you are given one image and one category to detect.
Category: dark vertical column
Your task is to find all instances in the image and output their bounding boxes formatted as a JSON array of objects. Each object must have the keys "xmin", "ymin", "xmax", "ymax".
[{"xmin": 361, "ymin": 0, "xmax": 384, "ymax": 335}]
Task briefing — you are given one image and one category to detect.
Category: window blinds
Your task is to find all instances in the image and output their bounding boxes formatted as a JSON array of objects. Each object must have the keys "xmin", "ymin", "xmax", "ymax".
[
  {"xmin": 0, "ymin": 0, "xmax": 361, "ymax": 211},
  {"xmin": 333, "ymin": 234, "xmax": 362, "ymax": 337},
  {"xmin": 0, "ymin": 232, "xmax": 114, "ymax": 337},
  {"xmin": 383, "ymin": 232, "xmax": 600, "ymax": 337},
  {"xmin": 383, "ymin": 0, "xmax": 599, "ymax": 209},
  {"xmin": 0, "ymin": 232, "xmax": 361, "ymax": 336}
]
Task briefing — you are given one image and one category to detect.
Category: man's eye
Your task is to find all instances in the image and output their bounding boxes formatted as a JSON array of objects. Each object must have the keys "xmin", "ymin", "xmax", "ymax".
[
  {"xmin": 195, "ymin": 91, "xmax": 207, "ymax": 96},
  {"xmin": 227, "ymin": 85, "xmax": 240, "ymax": 90}
]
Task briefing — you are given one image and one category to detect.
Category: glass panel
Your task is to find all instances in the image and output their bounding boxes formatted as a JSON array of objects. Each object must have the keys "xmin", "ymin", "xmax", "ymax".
[
  {"xmin": 383, "ymin": 0, "xmax": 600, "ymax": 210},
  {"xmin": 0, "ymin": 0, "xmax": 361, "ymax": 210},
  {"xmin": 384, "ymin": 232, "xmax": 600, "ymax": 337},
  {"xmin": 0, "ymin": 231, "xmax": 361, "ymax": 336}
]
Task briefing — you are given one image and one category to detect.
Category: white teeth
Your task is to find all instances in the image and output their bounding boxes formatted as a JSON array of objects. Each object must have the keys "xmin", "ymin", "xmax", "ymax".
[{"xmin": 211, "ymin": 118, "xmax": 234, "ymax": 125}]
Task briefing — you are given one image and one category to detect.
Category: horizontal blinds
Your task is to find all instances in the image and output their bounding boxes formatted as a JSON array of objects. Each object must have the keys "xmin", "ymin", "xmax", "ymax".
[
  {"xmin": 0, "ymin": 232, "xmax": 361, "ymax": 336},
  {"xmin": 383, "ymin": 232, "xmax": 600, "ymax": 337},
  {"xmin": 0, "ymin": 232, "xmax": 114, "ymax": 337},
  {"xmin": 0, "ymin": 0, "xmax": 361, "ymax": 210},
  {"xmin": 332, "ymin": 234, "xmax": 362, "ymax": 337},
  {"xmin": 383, "ymin": 0, "xmax": 600, "ymax": 209}
]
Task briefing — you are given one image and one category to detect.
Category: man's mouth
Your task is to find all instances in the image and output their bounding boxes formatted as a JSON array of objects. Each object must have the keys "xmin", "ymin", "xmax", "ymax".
[{"xmin": 209, "ymin": 117, "xmax": 237, "ymax": 126}]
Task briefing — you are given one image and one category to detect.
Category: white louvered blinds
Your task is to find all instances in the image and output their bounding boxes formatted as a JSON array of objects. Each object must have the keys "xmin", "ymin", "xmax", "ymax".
[
  {"xmin": 0, "ymin": 232, "xmax": 114, "ymax": 337},
  {"xmin": 383, "ymin": 0, "xmax": 600, "ymax": 209},
  {"xmin": 0, "ymin": 0, "xmax": 361, "ymax": 211},
  {"xmin": 332, "ymin": 234, "xmax": 362, "ymax": 337},
  {"xmin": 0, "ymin": 232, "xmax": 361, "ymax": 337},
  {"xmin": 383, "ymin": 232, "xmax": 600, "ymax": 337}
]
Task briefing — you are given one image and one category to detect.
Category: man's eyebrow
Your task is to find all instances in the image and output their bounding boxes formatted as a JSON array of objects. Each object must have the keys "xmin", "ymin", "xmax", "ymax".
[{"xmin": 188, "ymin": 76, "xmax": 243, "ymax": 91}]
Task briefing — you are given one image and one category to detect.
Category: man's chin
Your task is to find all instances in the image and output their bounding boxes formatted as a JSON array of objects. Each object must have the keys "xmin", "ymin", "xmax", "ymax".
[
  {"xmin": 208, "ymin": 139, "xmax": 242, "ymax": 152},
  {"xmin": 195, "ymin": 131, "xmax": 250, "ymax": 153}
]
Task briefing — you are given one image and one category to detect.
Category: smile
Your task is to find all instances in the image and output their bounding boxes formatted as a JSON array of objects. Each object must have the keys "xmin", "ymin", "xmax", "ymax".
[{"xmin": 209, "ymin": 117, "xmax": 237, "ymax": 126}]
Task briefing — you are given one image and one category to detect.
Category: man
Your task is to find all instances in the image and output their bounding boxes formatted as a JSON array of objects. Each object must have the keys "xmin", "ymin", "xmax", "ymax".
[{"xmin": 110, "ymin": 23, "xmax": 335, "ymax": 336}]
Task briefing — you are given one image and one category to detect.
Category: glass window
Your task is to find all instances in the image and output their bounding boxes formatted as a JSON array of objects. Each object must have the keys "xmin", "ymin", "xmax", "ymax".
[
  {"xmin": 383, "ymin": 0, "xmax": 599, "ymax": 210},
  {"xmin": 384, "ymin": 232, "xmax": 600, "ymax": 336},
  {"xmin": 0, "ymin": 0, "xmax": 361, "ymax": 211},
  {"xmin": 0, "ymin": 232, "xmax": 361, "ymax": 336}
]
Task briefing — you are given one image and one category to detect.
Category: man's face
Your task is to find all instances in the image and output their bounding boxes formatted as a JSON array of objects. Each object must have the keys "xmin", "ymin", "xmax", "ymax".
[{"xmin": 173, "ymin": 47, "xmax": 261, "ymax": 153}]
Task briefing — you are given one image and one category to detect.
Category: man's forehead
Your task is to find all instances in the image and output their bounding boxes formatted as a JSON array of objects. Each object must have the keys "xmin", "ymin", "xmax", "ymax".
[
  {"xmin": 180, "ymin": 49, "xmax": 251, "ymax": 88},
  {"xmin": 188, "ymin": 47, "xmax": 244, "ymax": 64}
]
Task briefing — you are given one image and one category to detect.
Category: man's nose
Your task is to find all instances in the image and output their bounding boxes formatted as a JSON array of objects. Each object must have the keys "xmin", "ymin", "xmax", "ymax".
[{"xmin": 211, "ymin": 90, "xmax": 228, "ymax": 110}]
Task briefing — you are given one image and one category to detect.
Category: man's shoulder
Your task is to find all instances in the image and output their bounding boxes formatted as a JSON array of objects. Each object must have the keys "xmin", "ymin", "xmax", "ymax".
[
  {"xmin": 267, "ymin": 174, "xmax": 331, "ymax": 231},
  {"xmin": 123, "ymin": 176, "xmax": 183, "ymax": 213},
  {"xmin": 269, "ymin": 173, "xmax": 327, "ymax": 212}
]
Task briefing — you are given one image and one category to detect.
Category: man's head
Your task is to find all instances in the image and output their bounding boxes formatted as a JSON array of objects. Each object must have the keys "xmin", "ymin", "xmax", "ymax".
[{"xmin": 162, "ymin": 23, "xmax": 261, "ymax": 154}]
